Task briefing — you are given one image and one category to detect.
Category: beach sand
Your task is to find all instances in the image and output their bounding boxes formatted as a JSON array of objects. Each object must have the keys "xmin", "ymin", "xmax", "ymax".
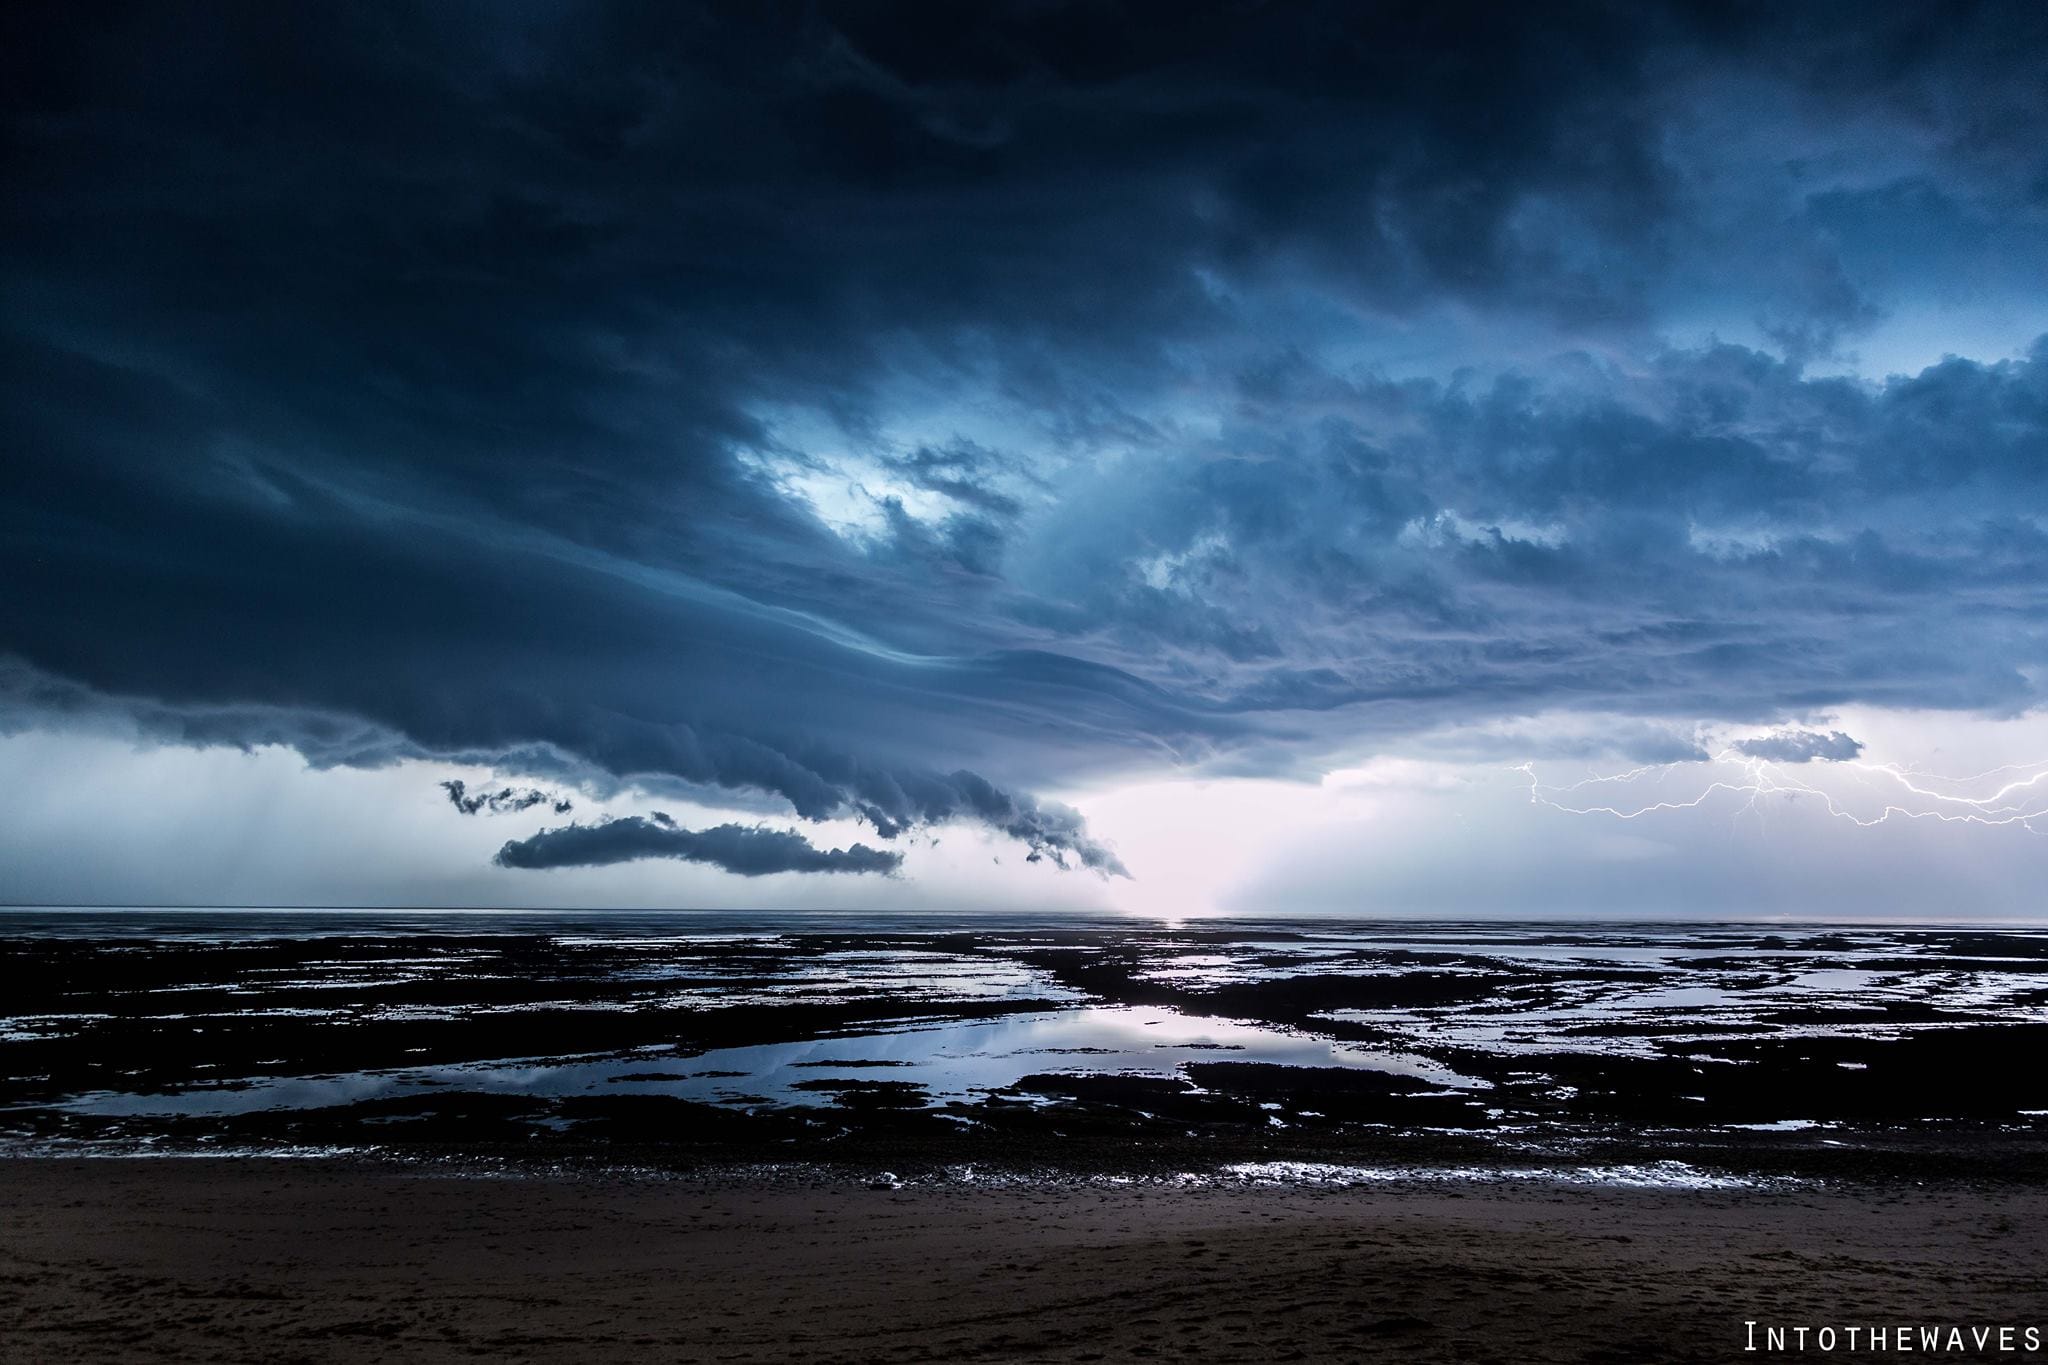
[{"xmin": 4, "ymin": 1158, "xmax": 2044, "ymax": 1363}]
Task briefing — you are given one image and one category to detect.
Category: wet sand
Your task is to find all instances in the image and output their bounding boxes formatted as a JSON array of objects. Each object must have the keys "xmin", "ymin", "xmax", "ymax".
[{"xmin": 4, "ymin": 1158, "xmax": 2045, "ymax": 1364}]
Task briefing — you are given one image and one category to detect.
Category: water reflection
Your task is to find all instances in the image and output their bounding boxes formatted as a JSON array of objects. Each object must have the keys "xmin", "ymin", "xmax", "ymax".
[{"xmin": 58, "ymin": 1004, "xmax": 1475, "ymax": 1119}]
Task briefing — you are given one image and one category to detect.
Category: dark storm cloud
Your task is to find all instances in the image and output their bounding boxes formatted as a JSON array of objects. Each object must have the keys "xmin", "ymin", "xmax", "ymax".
[
  {"xmin": 441, "ymin": 779, "xmax": 571, "ymax": 816},
  {"xmin": 4, "ymin": 1, "xmax": 2047, "ymax": 876},
  {"xmin": 1005, "ymin": 339, "xmax": 2048, "ymax": 741},
  {"xmin": 1734, "ymin": 730, "xmax": 1866, "ymax": 764},
  {"xmin": 494, "ymin": 816, "xmax": 901, "ymax": 876}
]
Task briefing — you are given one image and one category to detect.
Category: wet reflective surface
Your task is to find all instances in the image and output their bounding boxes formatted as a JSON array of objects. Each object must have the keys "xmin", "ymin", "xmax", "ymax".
[
  {"xmin": 4, "ymin": 911, "xmax": 2046, "ymax": 1180},
  {"xmin": 55, "ymin": 1005, "xmax": 1467, "ymax": 1117}
]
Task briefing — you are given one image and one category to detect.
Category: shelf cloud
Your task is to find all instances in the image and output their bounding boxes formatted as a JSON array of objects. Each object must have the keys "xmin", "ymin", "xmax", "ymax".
[{"xmin": 4, "ymin": 2, "xmax": 2045, "ymax": 900}]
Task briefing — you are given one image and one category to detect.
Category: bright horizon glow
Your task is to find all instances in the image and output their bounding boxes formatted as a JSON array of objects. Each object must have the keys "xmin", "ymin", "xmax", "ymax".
[{"xmin": 9, "ymin": 705, "xmax": 2047, "ymax": 920}]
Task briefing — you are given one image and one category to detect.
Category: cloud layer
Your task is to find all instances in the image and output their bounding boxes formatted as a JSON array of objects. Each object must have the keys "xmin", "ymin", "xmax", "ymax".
[
  {"xmin": 442, "ymin": 780, "xmax": 573, "ymax": 816},
  {"xmin": 1733, "ymin": 730, "xmax": 1866, "ymax": 764},
  {"xmin": 494, "ymin": 816, "xmax": 902, "ymax": 877},
  {"xmin": 4, "ymin": 2, "xmax": 2047, "ymax": 891}
]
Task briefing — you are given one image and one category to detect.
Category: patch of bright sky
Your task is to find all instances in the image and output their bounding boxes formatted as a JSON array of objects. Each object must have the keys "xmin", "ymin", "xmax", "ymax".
[
  {"xmin": 738, "ymin": 392, "xmax": 1072, "ymax": 547},
  {"xmin": 1663, "ymin": 306, "xmax": 2047, "ymax": 382},
  {"xmin": 1059, "ymin": 706, "xmax": 2048, "ymax": 920},
  {"xmin": 0, "ymin": 729, "xmax": 1117, "ymax": 914},
  {"xmin": 8, "ymin": 705, "xmax": 2047, "ymax": 917},
  {"xmin": 1820, "ymin": 307, "xmax": 2047, "ymax": 380}
]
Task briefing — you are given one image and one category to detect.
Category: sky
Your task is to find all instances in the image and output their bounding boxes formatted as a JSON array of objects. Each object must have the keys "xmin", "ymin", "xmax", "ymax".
[{"xmin": 4, "ymin": 1, "xmax": 2048, "ymax": 917}]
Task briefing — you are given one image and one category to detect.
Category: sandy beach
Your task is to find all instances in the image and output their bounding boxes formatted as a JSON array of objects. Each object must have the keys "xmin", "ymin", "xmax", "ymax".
[{"xmin": 4, "ymin": 1158, "xmax": 2045, "ymax": 1364}]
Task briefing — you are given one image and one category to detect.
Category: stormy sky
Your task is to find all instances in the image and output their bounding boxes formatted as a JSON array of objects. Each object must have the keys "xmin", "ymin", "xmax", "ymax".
[{"xmin": 5, "ymin": 2, "xmax": 2048, "ymax": 915}]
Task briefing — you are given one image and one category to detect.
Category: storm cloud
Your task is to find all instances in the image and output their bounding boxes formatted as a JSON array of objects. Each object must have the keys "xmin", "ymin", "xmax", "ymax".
[
  {"xmin": 495, "ymin": 816, "xmax": 902, "ymax": 877},
  {"xmin": 4, "ymin": 2, "xmax": 2047, "ymax": 890},
  {"xmin": 441, "ymin": 780, "xmax": 572, "ymax": 816},
  {"xmin": 1734, "ymin": 730, "xmax": 1867, "ymax": 764}
]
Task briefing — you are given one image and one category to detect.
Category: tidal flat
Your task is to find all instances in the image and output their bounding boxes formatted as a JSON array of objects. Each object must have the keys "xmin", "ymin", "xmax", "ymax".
[{"xmin": 4, "ymin": 913, "xmax": 2045, "ymax": 1185}]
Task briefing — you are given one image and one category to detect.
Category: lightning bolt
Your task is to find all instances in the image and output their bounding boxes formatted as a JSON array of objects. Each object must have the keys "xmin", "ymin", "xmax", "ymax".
[{"xmin": 1516, "ymin": 750, "xmax": 2048, "ymax": 833}]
